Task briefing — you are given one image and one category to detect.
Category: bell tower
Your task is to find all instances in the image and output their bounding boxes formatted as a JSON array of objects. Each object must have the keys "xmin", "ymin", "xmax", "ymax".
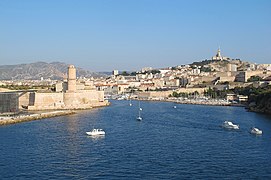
[{"xmin": 217, "ymin": 47, "xmax": 221, "ymax": 58}]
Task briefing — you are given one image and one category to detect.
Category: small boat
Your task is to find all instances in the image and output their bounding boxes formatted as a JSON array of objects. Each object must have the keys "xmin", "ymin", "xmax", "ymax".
[
  {"xmin": 222, "ymin": 121, "xmax": 239, "ymax": 130},
  {"xmin": 137, "ymin": 116, "xmax": 142, "ymax": 121},
  {"xmin": 173, "ymin": 106, "xmax": 177, "ymax": 109},
  {"xmin": 250, "ymin": 127, "xmax": 262, "ymax": 135},
  {"xmin": 86, "ymin": 129, "xmax": 105, "ymax": 136}
]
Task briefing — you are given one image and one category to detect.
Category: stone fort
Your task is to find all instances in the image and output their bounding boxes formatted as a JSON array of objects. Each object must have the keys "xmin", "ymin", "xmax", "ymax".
[{"xmin": 19, "ymin": 65, "xmax": 108, "ymax": 110}]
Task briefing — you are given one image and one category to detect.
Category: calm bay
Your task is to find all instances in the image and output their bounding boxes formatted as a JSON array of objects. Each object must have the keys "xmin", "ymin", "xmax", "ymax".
[{"xmin": 1, "ymin": 100, "xmax": 271, "ymax": 179}]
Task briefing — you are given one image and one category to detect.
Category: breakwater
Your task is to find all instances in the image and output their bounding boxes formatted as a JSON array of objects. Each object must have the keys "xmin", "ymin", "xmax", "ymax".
[{"xmin": 0, "ymin": 110, "xmax": 75, "ymax": 126}]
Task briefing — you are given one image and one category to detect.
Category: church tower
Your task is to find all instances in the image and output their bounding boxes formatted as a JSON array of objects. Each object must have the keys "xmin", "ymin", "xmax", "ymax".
[
  {"xmin": 216, "ymin": 47, "xmax": 221, "ymax": 59},
  {"xmin": 212, "ymin": 47, "xmax": 227, "ymax": 60}
]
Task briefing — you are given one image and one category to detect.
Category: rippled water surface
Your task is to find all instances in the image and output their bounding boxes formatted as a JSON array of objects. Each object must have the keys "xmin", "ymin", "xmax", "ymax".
[{"xmin": 1, "ymin": 100, "xmax": 271, "ymax": 179}]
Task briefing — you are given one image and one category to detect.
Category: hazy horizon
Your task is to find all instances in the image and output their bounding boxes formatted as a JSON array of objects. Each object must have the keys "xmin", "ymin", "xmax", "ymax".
[{"xmin": 1, "ymin": 0, "xmax": 270, "ymax": 71}]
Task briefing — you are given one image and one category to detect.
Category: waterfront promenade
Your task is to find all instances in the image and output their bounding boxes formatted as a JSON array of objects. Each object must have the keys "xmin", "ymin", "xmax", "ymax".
[
  {"xmin": 133, "ymin": 97, "xmax": 244, "ymax": 107},
  {"xmin": 0, "ymin": 110, "xmax": 75, "ymax": 126}
]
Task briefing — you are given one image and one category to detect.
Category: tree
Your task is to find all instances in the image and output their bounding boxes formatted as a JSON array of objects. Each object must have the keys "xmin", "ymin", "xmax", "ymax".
[
  {"xmin": 121, "ymin": 71, "xmax": 129, "ymax": 76},
  {"xmin": 172, "ymin": 91, "xmax": 180, "ymax": 97},
  {"xmin": 150, "ymin": 70, "xmax": 160, "ymax": 74},
  {"xmin": 247, "ymin": 76, "xmax": 263, "ymax": 82}
]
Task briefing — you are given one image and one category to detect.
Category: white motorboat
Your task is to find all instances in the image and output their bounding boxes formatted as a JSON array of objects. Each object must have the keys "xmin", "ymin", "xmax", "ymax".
[
  {"xmin": 250, "ymin": 127, "xmax": 262, "ymax": 135},
  {"xmin": 222, "ymin": 121, "xmax": 239, "ymax": 130},
  {"xmin": 173, "ymin": 106, "xmax": 177, "ymax": 109},
  {"xmin": 86, "ymin": 129, "xmax": 105, "ymax": 136}
]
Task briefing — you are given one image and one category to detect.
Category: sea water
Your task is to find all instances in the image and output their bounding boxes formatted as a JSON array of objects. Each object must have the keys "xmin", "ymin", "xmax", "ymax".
[{"xmin": 1, "ymin": 100, "xmax": 271, "ymax": 179}]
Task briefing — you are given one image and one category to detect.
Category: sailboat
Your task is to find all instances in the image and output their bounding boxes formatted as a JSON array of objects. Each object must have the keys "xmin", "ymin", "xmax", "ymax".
[
  {"xmin": 129, "ymin": 98, "xmax": 132, "ymax": 106},
  {"xmin": 137, "ymin": 101, "xmax": 142, "ymax": 121},
  {"xmin": 137, "ymin": 110, "xmax": 142, "ymax": 121}
]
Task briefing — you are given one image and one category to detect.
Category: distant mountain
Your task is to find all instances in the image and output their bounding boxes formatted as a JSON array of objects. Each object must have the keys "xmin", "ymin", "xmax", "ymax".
[
  {"xmin": 98, "ymin": 71, "xmax": 113, "ymax": 76},
  {"xmin": 0, "ymin": 62, "xmax": 107, "ymax": 80}
]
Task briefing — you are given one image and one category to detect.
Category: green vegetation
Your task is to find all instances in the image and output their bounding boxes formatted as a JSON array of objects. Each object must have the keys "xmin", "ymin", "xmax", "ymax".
[
  {"xmin": 247, "ymin": 76, "xmax": 263, "ymax": 82},
  {"xmin": 190, "ymin": 59, "xmax": 213, "ymax": 66},
  {"xmin": 200, "ymin": 66, "xmax": 212, "ymax": 72},
  {"xmin": 121, "ymin": 71, "xmax": 130, "ymax": 76},
  {"xmin": 141, "ymin": 69, "xmax": 161, "ymax": 74},
  {"xmin": 169, "ymin": 85, "xmax": 271, "ymax": 101},
  {"xmin": 119, "ymin": 69, "xmax": 161, "ymax": 76},
  {"xmin": 0, "ymin": 84, "xmax": 53, "ymax": 90},
  {"xmin": 246, "ymin": 85, "xmax": 271, "ymax": 114},
  {"xmin": 170, "ymin": 91, "xmax": 200, "ymax": 98},
  {"xmin": 150, "ymin": 70, "xmax": 160, "ymax": 74},
  {"xmin": 232, "ymin": 85, "xmax": 271, "ymax": 96},
  {"xmin": 130, "ymin": 72, "xmax": 137, "ymax": 76}
]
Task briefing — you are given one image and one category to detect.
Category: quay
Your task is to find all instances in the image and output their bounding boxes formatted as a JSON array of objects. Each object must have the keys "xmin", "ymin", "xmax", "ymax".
[
  {"xmin": 0, "ymin": 110, "xmax": 75, "ymax": 126},
  {"xmin": 132, "ymin": 97, "xmax": 245, "ymax": 107}
]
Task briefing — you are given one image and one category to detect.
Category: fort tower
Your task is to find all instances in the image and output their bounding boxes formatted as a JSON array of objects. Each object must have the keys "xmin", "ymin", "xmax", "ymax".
[{"xmin": 67, "ymin": 65, "xmax": 76, "ymax": 92}]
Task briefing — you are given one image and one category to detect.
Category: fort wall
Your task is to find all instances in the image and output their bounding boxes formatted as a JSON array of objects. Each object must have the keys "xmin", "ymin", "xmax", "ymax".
[
  {"xmin": 18, "ymin": 92, "xmax": 31, "ymax": 108},
  {"xmin": 28, "ymin": 92, "xmax": 64, "ymax": 110}
]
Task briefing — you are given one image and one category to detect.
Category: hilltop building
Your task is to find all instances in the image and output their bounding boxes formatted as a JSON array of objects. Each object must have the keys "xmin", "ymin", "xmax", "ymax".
[{"xmin": 212, "ymin": 48, "xmax": 230, "ymax": 61}]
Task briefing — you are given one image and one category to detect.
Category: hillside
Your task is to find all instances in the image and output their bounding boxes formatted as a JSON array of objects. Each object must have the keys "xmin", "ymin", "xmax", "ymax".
[
  {"xmin": 190, "ymin": 59, "xmax": 249, "ymax": 72},
  {"xmin": 0, "ymin": 62, "xmax": 106, "ymax": 80}
]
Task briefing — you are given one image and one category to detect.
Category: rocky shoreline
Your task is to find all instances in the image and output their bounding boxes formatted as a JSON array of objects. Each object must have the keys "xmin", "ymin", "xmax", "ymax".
[
  {"xmin": 0, "ymin": 101, "xmax": 111, "ymax": 126},
  {"xmin": 0, "ymin": 110, "xmax": 76, "ymax": 126}
]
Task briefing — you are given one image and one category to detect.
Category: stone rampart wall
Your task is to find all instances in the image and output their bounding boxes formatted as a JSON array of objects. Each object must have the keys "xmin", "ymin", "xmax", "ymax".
[
  {"xmin": 176, "ymin": 88, "xmax": 207, "ymax": 94},
  {"xmin": 30, "ymin": 92, "xmax": 64, "ymax": 110},
  {"xmin": 219, "ymin": 76, "xmax": 235, "ymax": 82},
  {"xmin": 27, "ymin": 90, "xmax": 106, "ymax": 110},
  {"xmin": 18, "ymin": 92, "xmax": 30, "ymax": 108}
]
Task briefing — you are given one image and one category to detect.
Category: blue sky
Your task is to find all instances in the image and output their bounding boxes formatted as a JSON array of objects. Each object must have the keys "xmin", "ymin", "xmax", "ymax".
[{"xmin": 0, "ymin": 0, "xmax": 270, "ymax": 71}]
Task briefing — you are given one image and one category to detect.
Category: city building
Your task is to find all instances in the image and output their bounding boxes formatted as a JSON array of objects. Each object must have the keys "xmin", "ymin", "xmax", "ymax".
[{"xmin": 112, "ymin": 70, "xmax": 119, "ymax": 76}]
